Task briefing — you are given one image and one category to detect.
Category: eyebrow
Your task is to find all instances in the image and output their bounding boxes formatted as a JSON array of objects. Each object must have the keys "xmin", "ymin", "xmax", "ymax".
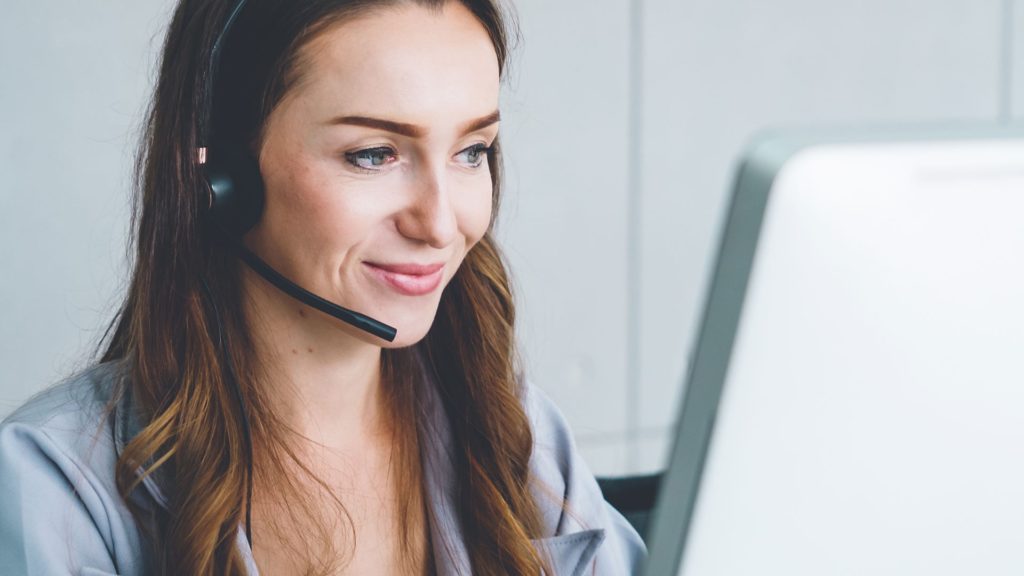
[{"xmin": 325, "ymin": 110, "xmax": 501, "ymax": 138}]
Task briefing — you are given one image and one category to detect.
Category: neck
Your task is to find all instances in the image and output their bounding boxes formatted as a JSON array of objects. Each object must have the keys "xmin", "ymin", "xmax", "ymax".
[{"xmin": 240, "ymin": 265, "xmax": 388, "ymax": 450}]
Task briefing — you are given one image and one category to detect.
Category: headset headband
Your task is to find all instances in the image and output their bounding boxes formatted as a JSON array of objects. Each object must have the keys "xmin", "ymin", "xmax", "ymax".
[{"xmin": 198, "ymin": 0, "xmax": 251, "ymax": 157}]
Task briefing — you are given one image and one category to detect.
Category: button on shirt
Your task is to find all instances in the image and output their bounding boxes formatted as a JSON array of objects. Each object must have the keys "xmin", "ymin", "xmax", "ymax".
[{"xmin": 0, "ymin": 361, "xmax": 646, "ymax": 575}]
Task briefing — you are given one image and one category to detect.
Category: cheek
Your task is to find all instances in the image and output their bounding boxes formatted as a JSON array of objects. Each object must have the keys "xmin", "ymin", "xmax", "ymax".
[
  {"xmin": 262, "ymin": 154, "xmax": 329, "ymax": 225},
  {"xmin": 263, "ymin": 156, "xmax": 374, "ymax": 247}
]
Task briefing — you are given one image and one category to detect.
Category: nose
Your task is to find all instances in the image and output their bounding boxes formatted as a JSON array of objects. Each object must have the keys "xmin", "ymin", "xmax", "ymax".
[{"xmin": 395, "ymin": 165, "xmax": 458, "ymax": 249}]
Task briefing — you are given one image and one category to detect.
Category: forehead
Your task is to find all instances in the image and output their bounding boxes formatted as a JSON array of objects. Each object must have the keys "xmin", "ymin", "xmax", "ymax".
[{"xmin": 288, "ymin": 3, "xmax": 500, "ymax": 124}]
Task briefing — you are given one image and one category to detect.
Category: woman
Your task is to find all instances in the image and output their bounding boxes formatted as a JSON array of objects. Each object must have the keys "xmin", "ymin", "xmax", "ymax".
[{"xmin": 0, "ymin": 0, "xmax": 645, "ymax": 574}]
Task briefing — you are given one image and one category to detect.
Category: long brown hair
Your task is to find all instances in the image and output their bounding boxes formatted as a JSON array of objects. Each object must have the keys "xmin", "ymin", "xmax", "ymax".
[{"xmin": 100, "ymin": 0, "xmax": 546, "ymax": 573}]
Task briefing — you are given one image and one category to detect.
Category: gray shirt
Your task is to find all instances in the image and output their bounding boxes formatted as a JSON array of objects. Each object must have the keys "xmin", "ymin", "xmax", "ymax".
[{"xmin": 0, "ymin": 361, "xmax": 646, "ymax": 575}]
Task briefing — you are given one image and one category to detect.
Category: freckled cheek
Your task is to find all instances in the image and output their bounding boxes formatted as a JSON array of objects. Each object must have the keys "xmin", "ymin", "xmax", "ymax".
[
  {"xmin": 277, "ymin": 163, "xmax": 336, "ymax": 217},
  {"xmin": 262, "ymin": 156, "xmax": 326, "ymax": 224},
  {"xmin": 270, "ymin": 164, "xmax": 375, "ymax": 248}
]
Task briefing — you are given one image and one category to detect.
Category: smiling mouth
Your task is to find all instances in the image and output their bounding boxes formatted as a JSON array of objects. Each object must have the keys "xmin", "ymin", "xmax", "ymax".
[{"xmin": 363, "ymin": 261, "xmax": 445, "ymax": 296}]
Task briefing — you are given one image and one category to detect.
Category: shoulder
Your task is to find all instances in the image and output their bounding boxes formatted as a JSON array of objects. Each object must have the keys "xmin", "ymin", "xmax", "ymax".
[
  {"xmin": 520, "ymin": 379, "xmax": 600, "ymax": 524},
  {"xmin": 1, "ymin": 362, "xmax": 125, "ymax": 487},
  {"xmin": 0, "ymin": 361, "xmax": 150, "ymax": 575},
  {"xmin": 3, "ymin": 362, "xmax": 121, "ymax": 442},
  {"xmin": 521, "ymin": 379, "xmax": 647, "ymax": 575}
]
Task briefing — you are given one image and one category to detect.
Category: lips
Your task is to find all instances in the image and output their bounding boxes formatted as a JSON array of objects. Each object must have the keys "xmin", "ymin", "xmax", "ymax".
[
  {"xmin": 365, "ymin": 262, "xmax": 445, "ymax": 275},
  {"xmin": 363, "ymin": 261, "xmax": 445, "ymax": 296}
]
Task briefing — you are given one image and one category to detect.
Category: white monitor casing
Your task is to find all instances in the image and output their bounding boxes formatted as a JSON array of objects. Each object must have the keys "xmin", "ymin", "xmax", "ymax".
[{"xmin": 645, "ymin": 126, "xmax": 1024, "ymax": 576}]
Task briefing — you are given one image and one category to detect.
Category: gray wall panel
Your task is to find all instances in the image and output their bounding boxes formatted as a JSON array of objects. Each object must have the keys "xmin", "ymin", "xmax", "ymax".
[
  {"xmin": 0, "ymin": 1, "xmax": 166, "ymax": 413},
  {"xmin": 1013, "ymin": 0, "xmax": 1024, "ymax": 118},
  {"xmin": 500, "ymin": 0, "xmax": 633, "ymax": 457}
]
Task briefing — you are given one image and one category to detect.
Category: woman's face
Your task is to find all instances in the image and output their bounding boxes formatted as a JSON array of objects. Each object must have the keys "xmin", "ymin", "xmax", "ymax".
[{"xmin": 248, "ymin": 2, "xmax": 500, "ymax": 347}]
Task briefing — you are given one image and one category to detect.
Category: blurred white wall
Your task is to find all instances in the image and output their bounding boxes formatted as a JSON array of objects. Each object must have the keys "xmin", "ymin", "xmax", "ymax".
[
  {"xmin": 0, "ymin": 2, "xmax": 168, "ymax": 408},
  {"xmin": 0, "ymin": 0, "xmax": 1018, "ymax": 476}
]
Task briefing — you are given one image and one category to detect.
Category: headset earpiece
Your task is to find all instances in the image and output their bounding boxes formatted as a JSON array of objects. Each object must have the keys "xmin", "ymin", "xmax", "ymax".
[{"xmin": 203, "ymin": 150, "xmax": 264, "ymax": 236}]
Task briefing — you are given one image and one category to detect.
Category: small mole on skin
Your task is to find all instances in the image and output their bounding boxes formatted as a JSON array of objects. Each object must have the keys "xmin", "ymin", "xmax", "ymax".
[
  {"xmin": 291, "ymin": 349, "xmax": 298, "ymax": 355},
  {"xmin": 307, "ymin": 347, "xmax": 314, "ymax": 353},
  {"xmin": 298, "ymin": 309, "xmax": 306, "ymax": 318}
]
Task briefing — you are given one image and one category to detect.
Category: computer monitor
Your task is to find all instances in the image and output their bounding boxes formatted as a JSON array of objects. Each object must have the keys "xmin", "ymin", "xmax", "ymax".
[{"xmin": 644, "ymin": 125, "xmax": 1024, "ymax": 576}]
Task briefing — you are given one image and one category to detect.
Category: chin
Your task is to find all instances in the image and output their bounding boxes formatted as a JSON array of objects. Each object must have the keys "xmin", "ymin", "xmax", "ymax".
[
  {"xmin": 374, "ymin": 308, "xmax": 440, "ymax": 349},
  {"xmin": 380, "ymin": 331, "xmax": 429, "ymax": 349}
]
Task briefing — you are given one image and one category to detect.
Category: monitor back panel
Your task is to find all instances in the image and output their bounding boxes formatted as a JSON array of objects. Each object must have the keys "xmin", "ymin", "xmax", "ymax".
[{"xmin": 646, "ymin": 130, "xmax": 1024, "ymax": 576}]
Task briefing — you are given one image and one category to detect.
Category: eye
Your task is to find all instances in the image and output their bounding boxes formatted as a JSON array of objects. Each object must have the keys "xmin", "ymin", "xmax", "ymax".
[
  {"xmin": 344, "ymin": 146, "xmax": 398, "ymax": 171},
  {"xmin": 455, "ymin": 143, "xmax": 491, "ymax": 168}
]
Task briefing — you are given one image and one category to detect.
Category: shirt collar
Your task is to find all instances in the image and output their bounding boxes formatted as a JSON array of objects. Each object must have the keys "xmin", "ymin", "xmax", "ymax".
[{"xmin": 113, "ymin": 379, "xmax": 172, "ymax": 511}]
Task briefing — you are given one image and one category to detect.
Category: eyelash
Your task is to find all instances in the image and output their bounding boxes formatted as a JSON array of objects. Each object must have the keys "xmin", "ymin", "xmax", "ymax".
[{"xmin": 344, "ymin": 143, "xmax": 492, "ymax": 173}]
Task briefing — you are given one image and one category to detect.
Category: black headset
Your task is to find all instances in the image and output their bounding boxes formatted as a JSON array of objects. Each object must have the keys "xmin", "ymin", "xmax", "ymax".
[
  {"xmin": 198, "ymin": 0, "xmax": 397, "ymax": 343},
  {"xmin": 194, "ymin": 0, "xmax": 398, "ymax": 549}
]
